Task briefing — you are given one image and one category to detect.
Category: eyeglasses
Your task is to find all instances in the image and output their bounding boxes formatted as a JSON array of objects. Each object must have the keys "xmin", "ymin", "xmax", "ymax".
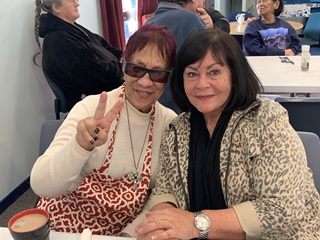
[
  {"xmin": 122, "ymin": 61, "xmax": 171, "ymax": 83},
  {"xmin": 66, "ymin": 0, "xmax": 79, "ymax": 4}
]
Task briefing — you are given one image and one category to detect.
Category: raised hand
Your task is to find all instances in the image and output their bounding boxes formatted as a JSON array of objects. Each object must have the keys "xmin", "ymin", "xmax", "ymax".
[
  {"xmin": 197, "ymin": 8, "xmax": 213, "ymax": 28},
  {"xmin": 76, "ymin": 91, "xmax": 124, "ymax": 151}
]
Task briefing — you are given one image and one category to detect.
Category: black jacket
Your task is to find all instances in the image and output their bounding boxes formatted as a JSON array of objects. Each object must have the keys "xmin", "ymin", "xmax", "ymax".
[
  {"xmin": 40, "ymin": 13, "xmax": 124, "ymax": 111},
  {"xmin": 206, "ymin": 9, "xmax": 230, "ymax": 33}
]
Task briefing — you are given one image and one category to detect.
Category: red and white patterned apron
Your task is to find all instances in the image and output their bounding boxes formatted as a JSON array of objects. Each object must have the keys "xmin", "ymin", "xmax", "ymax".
[{"xmin": 37, "ymin": 86, "xmax": 156, "ymax": 235}]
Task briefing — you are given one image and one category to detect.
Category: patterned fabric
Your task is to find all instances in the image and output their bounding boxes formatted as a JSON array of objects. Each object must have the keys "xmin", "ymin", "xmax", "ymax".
[
  {"xmin": 37, "ymin": 86, "xmax": 156, "ymax": 235},
  {"xmin": 149, "ymin": 98, "xmax": 320, "ymax": 239}
]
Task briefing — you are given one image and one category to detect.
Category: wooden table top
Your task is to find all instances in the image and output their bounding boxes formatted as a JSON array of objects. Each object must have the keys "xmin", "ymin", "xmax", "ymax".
[{"xmin": 229, "ymin": 20, "xmax": 304, "ymax": 35}]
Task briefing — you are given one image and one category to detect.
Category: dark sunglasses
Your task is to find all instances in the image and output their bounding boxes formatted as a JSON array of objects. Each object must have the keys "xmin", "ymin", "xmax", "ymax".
[{"xmin": 122, "ymin": 61, "xmax": 171, "ymax": 83}]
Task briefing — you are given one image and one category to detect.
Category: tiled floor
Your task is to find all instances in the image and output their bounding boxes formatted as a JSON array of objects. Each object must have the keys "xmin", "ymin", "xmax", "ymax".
[{"xmin": 0, "ymin": 188, "xmax": 39, "ymax": 227}]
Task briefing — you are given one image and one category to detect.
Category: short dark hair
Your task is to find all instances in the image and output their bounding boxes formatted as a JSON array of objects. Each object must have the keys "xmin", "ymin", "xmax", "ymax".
[
  {"xmin": 171, "ymin": 28, "xmax": 262, "ymax": 112},
  {"xmin": 274, "ymin": 0, "xmax": 284, "ymax": 17},
  {"xmin": 123, "ymin": 24, "xmax": 176, "ymax": 70}
]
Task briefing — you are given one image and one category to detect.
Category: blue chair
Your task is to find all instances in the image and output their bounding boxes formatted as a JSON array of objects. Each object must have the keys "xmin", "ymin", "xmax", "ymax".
[
  {"xmin": 35, "ymin": 119, "xmax": 64, "ymax": 205},
  {"xmin": 43, "ymin": 69, "xmax": 68, "ymax": 120},
  {"xmin": 300, "ymin": 12, "xmax": 320, "ymax": 47},
  {"xmin": 297, "ymin": 131, "xmax": 320, "ymax": 193},
  {"xmin": 310, "ymin": 46, "xmax": 320, "ymax": 55},
  {"xmin": 275, "ymin": 97, "xmax": 320, "ymax": 138},
  {"xmin": 227, "ymin": 11, "xmax": 253, "ymax": 22},
  {"xmin": 311, "ymin": 7, "xmax": 320, "ymax": 14},
  {"xmin": 39, "ymin": 119, "xmax": 64, "ymax": 155}
]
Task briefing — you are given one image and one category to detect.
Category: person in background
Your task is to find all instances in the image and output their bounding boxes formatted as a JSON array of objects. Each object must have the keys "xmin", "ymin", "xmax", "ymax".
[
  {"xmin": 194, "ymin": 2, "xmax": 230, "ymax": 33},
  {"xmin": 33, "ymin": 0, "xmax": 124, "ymax": 111},
  {"xmin": 145, "ymin": 0, "xmax": 208, "ymax": 114},
  {"xmin": 206, "ymin": 8, "xmax": 230, "ymax": 33},
  {"xmin": 30, "ymin": 24, "xmax": 177, "ymax": 236},
  {"xmin": 146, "ymin": 0, "xmax": 207, "ymax": 52},
  {"xmin": 243, "ymin": 0, "xmax": 301, "ymax": 56},
  {"xmin": 135, "ymin": 28, "xmax": 320, "ymax": 239}
]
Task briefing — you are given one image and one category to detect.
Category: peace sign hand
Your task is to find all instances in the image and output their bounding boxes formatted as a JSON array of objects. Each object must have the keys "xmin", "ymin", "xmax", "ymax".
[{"xmin": 76, "ymin": 91, "xmax": 125, "ymax": 151}]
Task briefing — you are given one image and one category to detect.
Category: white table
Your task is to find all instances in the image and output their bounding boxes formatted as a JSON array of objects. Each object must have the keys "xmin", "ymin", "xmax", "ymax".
[
  {"xmin": 0, "ymin": 227, "xmax": 134, "ymax": 240},
  {"xmin": 246, "ymin": 56, "xmax": 320, "ymax": 94}
]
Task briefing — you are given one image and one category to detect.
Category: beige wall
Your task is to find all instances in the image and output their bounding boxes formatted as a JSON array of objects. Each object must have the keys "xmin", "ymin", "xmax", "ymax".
[{"xmin": 0, "ymin": 0, "xmax": 101, "ymax": 201}]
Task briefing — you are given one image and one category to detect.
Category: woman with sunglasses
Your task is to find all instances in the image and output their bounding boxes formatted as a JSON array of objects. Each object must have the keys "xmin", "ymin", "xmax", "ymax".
[
  {"xmin": 33, "ymin": 0, "xmax": 124, "ymax": 111},
  {"xmin": 30, "ymin": 24, "xmax": 177, "ymax": 236}
]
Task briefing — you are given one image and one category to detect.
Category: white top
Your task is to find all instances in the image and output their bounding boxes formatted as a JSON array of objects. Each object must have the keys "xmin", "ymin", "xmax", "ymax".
[
  {"xmin": 30, "ymin": 87, "xmax": 176, "ymax": 236},
  {"xmin": 31, "ymin": 87, "xmax": 176, "ymax": 196}
]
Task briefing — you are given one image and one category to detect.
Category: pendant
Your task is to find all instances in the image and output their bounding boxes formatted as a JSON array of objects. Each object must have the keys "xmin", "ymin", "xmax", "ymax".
[{"xmin": 128, "ymin": 172, "xmax": 142, "ymax": 191}]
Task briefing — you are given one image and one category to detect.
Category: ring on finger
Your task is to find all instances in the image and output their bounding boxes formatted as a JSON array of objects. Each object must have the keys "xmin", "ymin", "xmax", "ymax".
[{"xmin": 94, "ymin": 127, "xmax": 100, "ymax": 134}]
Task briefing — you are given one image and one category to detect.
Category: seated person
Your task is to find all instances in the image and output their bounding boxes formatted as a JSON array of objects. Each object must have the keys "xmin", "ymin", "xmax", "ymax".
[
  {"xmin": 33, "ymin": 0, "xmax": 124, "ymax": 111},
  {"xmin": 145, "ymin": 0, "xmax": 207, "ymax": 114},
  {"xmin": 206, "ymin": 8, "xmax": 230, "ymax": 33},
  {"xmin": 30, "ymin": 24, "xmax": 177, "ymax": 236},
  {"xmin": 135, "ymin": 28, "xmax": 320, "ymax": 239},
  {"xmin": 243, "ymin": 0, "xmax": 301, "ymax": 56}
]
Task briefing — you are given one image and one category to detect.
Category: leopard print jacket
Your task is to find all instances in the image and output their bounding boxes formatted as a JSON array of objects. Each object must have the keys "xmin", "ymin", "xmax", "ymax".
[{"xmin": 149, "ymin": 99, "xmax": 320, "ymax": 239}]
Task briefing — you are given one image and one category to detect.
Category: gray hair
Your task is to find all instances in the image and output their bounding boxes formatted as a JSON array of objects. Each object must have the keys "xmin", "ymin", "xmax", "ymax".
[
  {"xmin": 33, "ymin": 0, "xmax": 62, "ymax": 65},
  {"xmin": 34, "ymin": 0, "xmax": 62, "ymax": 49}
]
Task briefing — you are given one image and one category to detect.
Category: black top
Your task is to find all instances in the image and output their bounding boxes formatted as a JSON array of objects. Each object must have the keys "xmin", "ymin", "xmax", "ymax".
[
  {"xmin": 206, "ymin": 9, "xmax": 230, "ymax": 33},
  {"xmin": 188, "ymin": 108, "xmax": 231, "ymax": 211},
  {"xmin": 40, "ymin": 13, "xmax": 124, "ymax": 111}
]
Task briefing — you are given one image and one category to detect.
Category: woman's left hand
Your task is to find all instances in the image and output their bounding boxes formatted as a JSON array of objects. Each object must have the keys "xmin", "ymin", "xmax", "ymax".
[{"xmin": 135, "ymin": 208, "xmax": 196, "ymax": 240}]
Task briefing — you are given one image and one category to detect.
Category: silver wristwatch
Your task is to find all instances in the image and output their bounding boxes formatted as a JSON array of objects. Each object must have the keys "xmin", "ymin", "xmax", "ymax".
[{"xmin": 194, "ymin": 211, "xmax": 210, "ymax": 239}]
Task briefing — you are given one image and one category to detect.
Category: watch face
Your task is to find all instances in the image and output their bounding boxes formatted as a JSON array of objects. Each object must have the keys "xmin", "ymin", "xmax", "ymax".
[{"xmin": 195, "ymin": 214, "xmax": 210, "ymax": 231}]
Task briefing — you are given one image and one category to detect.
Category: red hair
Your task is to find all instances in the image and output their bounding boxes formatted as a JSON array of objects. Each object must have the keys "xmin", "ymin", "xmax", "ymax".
[{"xmin": 123, "ymin": 24, "xmax": 176, "ymax": 69}]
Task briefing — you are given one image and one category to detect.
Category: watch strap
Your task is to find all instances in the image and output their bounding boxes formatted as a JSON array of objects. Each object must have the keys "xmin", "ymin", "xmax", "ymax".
[{"xmin": 194, "ymin": 211, "xmax": 210, "ymax": 239}]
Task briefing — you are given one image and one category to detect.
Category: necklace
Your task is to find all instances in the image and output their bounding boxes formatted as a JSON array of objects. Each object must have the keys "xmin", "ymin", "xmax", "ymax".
[{"xmin": 125, "ymin": 99, "xmax": 151, "ymax": 191}]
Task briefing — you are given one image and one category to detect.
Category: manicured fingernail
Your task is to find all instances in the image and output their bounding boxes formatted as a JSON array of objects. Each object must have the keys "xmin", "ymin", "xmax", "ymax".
[
  {"xmin": 89, "ymin": 140, "xmax": 95, "ymax": 145},
  {"xmin": 94, "ymin": 137, "xmax": 98, "ymax": 141},
  {"xmin": 94, "ymin": 127, "xmax": 100, "ymax": 134}
]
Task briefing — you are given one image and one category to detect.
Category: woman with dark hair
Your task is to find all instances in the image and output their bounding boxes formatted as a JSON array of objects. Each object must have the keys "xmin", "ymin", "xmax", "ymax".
[
  {"xmin": 243, "ymin": 0, "xmax": 301, "ymax": 56},
  {"xmin": 135, "ymin": 28, "xmax": 320, "ymax": 239},
  {"xmin": 30, "ymin": 24, "xmax": 177, "ymax": 237}
]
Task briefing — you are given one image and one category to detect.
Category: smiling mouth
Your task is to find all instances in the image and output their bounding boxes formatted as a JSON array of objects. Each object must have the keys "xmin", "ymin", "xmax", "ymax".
[
  {"xmin": 136, "ymin": 89, "xmax": 152, "ymax": 98},
  {"xmin": 196, "ymin": 95, "xmax": 214, "ymax": 101}
]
